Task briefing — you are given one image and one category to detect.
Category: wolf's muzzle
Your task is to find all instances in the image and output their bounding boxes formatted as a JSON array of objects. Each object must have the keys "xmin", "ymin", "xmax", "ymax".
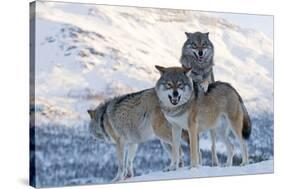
[
  {"xmin": 168, "ymin": 94, "xmax": 181, "ymax": 105},
  {"xmin": 173, "ymin": 90, "xmax": 179, "ymax": 97}
]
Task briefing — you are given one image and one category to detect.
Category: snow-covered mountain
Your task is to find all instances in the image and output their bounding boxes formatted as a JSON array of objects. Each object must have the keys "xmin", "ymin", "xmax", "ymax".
[{"xmin": 32, "ymin": 1, "xmax": 273, "ymax": 126}]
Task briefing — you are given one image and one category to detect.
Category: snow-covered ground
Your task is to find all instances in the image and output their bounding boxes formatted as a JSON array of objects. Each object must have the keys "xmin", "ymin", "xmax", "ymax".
[
  {"xmin": 127, "ymin": 160, "xmax": 273, "ymax": 183},
  {"xmin": 30, "ymin": 1, "xmax": 273, "ymax": 188}
]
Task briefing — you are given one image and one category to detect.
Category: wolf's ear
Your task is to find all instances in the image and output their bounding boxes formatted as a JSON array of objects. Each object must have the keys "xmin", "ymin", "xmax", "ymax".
[
  {"xmin": 87, "ymin": 109, "xmax": 96, "ymax": 119},
  {"xmin": 155, "ymin": 65, "xmax": 166, "ymax": 75},
  {"xmin": 183, "ymin": 67, "xmax": 192, "ymax": 77},
  {"xmin": 205, "ymin": 32, "xmax": 209, "ymax": 38},
  {"xmin": 185, "ymin": 32, "xmax": 191, "ymax": 38}
]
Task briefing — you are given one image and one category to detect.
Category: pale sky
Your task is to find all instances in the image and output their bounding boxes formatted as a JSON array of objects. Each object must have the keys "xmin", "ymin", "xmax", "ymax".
[{"xmin": 214, "ymin": 12, "xmax": 273, "ymax": 39}]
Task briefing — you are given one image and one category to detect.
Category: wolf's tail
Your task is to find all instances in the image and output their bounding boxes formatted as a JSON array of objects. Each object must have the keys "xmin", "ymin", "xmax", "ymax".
[
  {"xmin": 225, "ymin": 82, "xmax": 252, "ymax": 140},
  {"xmin": 240, "ymin": 98, "xmax": 252, "ymax": 140},
  {"xmin": 221, "ymin": 81, "xmax": 252, "ymax": 140}
]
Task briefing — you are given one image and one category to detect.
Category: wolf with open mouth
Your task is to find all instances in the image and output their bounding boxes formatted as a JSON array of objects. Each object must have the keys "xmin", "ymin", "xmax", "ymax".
[
  {"xmin": 155, "ymin": 65, "xmax": 251, "ymax": 170},
  {"xmin": 180, "ymin": 31, "xmax": 215, "ymax": 93}
]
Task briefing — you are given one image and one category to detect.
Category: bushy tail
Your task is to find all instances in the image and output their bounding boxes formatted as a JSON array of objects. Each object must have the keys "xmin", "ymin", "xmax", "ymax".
[
  {"xmin": 226, "ymin": 82, "xmax": 252, "ymax": 140},
  {"xmin": 241, "ymin": 100, "xmax": 252, "ymax": 140}
]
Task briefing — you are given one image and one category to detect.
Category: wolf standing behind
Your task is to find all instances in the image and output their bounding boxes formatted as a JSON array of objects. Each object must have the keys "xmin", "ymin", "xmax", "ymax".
[
  {"xmin": 154, "ymin": 66, "xmax": 251, "ymax": 169},
  {"xmin": 180, "ymin": 31, "xmax": 219, "ymax": 165},
  {"xmin": 88, "ymin": 89, "xmax": 189, "ymax": 181},
  {"xmin": 179, "ymin": 32, "xmax": 252, "ymax": 166}
]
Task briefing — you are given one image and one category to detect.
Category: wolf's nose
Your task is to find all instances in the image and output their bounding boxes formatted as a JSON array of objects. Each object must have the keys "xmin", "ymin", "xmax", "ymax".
[
  {"xmin": 198, "ymin": 50, "xmax": 203, "ymax": 56},
  {"xmin": 173, "ymin": 90, "xmax": 179, "ymax": 97}
]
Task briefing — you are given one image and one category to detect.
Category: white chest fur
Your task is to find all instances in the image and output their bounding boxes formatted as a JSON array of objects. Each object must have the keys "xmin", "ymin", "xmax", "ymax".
[{"xmin": 164, "ymin": 113, "xmax": 188, "ymax": 130}]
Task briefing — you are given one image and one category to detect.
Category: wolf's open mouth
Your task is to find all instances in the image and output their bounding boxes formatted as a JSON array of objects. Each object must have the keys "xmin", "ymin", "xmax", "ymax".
[
  {"xmin": 168, "ymin": 95, "xmax": 181, "ymax": 105},
  {"xmin": 193, "ymin": 52, "xmax": 204, "ymax": 63},
  {"xmin": 198, "ymin": 56, "xmax": 204, "ymax": 62}
]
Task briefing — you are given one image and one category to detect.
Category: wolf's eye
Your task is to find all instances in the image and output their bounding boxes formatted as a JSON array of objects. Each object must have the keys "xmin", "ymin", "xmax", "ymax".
[
  {"xmin": 165, "ymin": 83, "xmax": 172, "ymax": 89},
  {"xmin": 178, "ymin": 84, "xmax": 184, "ymax": 90},
  {"xmin": 178, "ymin": 82, "xmax": 184, "ymax": 89},
  {"xmin": 191, "ymin": 42, "xmax": 197, "ymax": 49},
  {"xmin": 202, "ymin": 43, "xmax": 207, "ymax": 48}
]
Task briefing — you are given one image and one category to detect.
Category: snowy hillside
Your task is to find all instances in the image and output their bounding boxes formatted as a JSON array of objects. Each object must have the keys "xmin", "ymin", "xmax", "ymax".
[
  {"xmin": 127, "ymin": 160, "xmax": 273, "ymax": 182},
  {"xmin": 33, "ymin": 1, "xmax": 273, "ymax": 126},
  {"xmin": 30, "ymin": 1, "xmax": 273, "ymax": 188}
]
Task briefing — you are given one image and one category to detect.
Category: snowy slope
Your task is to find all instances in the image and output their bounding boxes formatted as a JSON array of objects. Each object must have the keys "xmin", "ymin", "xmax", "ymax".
[
  {"xmin": 126, "ymin": 160, "xmax": 273, "ymax": 183},
  {"xmin": 32, "ymin": 1, "xmax": 273, "ymax": 126}
]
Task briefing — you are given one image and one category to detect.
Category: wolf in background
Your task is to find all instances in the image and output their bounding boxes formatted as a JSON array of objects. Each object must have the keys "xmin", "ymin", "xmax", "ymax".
[
  {"xmin": 155, "ymin": 66, "xmax": 251, "ymax": 169},
  {"xmin": 180, "ymin": 32, "xmax": 215, "ymax": 93},
  {"xmin": 88, "ymin": 89, "xmax": 190, "ymax": 181}
]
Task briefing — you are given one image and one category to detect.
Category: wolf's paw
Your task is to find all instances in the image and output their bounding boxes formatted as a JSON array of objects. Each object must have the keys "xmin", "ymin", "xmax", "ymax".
[
  {"xmin": 199, "ymin": 81, "xmax": 209, "ymax": 93},
  {"xmin": 179, "ymin": 160, "xmax": 184, "ymax": 168},
  {"xmin": 212, "ymin": 160, "xmax": 219, "ymax": 167},
  {"xmin": 124, "ymin": 174, "xmax": 133, "ymax": 180},
  {"xmin": 222, "ymin": 162, "xmax": 231, "ymax": 167},
  {"xmin": 111, "ymin": 176, "xmax": 121, "ymax": 183},
  {"xmin": 189, "ymin": 162, "xmax": 200, "ymax": 169},
  {"xmin": 239, "ymin": 161, "xmax": 248, "ymax": 166},
  {"xmin": 224, "ymin": 160, "xmax": 233, "ymax": 167},
  {"xmin": 112, "ymin": 173, "xmax": 126, "ymax": 182},
  {"xmin": 163, "ymin": 166, "xmax": 170, "ymax": 172},
  {"xmin": 163, "ymin": 164, "xmax": 178, "ymax": 172},
  {"xmin": 189, "ymin": 165, "xmax": 200, "ymax": 170},
  {"xmin": 124, "ymin": 171, "xmax": 133, "ymax": 179}
]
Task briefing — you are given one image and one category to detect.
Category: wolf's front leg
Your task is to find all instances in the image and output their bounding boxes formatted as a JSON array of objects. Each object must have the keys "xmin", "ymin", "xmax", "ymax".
[
  {"xmin": 188, "ymin": 120, "xmax": 199, "ymax": 168},
  {"xmin": 112, "ymin": 140, "xmax": 126, "ymax": 182},
  {"xmin": 169, "ymin": 126, "xmax": 182, "ymax": 171},
  {"xmin": 124, "ymin": 143, "xmax": 138, "ymax": 179},
  {"xmin": 199, "ymin": 80, "xmax": 209, "ymax": 93},
  {"xmin": 161, "ymin": 142, "xmax": 184, "ymax": 171}
]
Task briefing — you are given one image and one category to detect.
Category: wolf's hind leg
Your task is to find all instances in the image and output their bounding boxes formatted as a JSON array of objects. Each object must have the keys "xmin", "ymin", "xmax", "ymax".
[
  {"xmin": 228, "ymin": 117, "xmax": 248, "ymax": 166},
  {"xmin": 220, "ymin": 127, "xmax": 234, "ymax": 166},
  {"xmin": 198, "ymin": 135, "xmax": 202, "ymax": 166},
  {"xmin": 210, "ymin": 129, "xmax": 219, "ymax": 166},
  {"xmin": 112, "ymin": 139, "xmax": 126, "ymax": 182}
]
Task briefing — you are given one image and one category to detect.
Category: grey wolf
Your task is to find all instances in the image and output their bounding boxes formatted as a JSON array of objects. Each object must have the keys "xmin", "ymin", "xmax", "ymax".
[
  {"xmin": 87, "ymin": 89, "xmax": 189, "ymax": 181},
  {"xmin": 180, "ymin": 31, "xmax": 215, "ymax": 93},
  {"xmin": 155, "ymin": 66, "xmax": 251, "ymax": 169},
  {"xmin": 179, "ymin": 31, "xmax": 221, "ymax": 166}
]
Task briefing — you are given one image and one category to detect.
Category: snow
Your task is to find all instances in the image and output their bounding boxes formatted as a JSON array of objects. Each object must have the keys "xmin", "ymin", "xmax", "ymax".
[{"xmin": 126, "ymin": 160, "xmax": 273, "ymax": 182}]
